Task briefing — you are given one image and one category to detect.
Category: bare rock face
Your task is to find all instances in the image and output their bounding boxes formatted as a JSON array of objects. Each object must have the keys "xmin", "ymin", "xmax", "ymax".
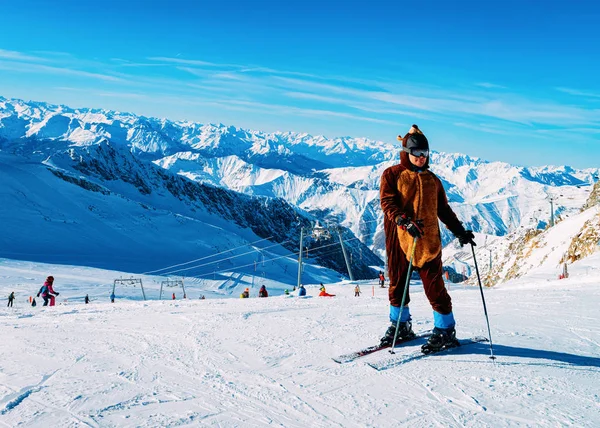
[
  {"xmin": 582, "ymin": 181, "xmax": 600, "ymax": 211},
  {"xmin": 560, "ymin": 213, "xmax": 600, "ymax": 264},
  {"xmin": 560, "ymin": 182, "xmax": 600, "ymax": 264}
]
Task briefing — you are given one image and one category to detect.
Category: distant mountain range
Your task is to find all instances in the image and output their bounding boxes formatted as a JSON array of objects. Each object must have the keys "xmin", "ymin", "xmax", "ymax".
[{"xmin": 1, "ymin": 95, "xmax": 598, "ymax": 281}]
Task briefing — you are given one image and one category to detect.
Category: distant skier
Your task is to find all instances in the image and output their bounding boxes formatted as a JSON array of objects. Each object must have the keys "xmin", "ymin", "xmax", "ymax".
[
  {"xmin": 379, "ymin": 124, "xmax": 475, "ymax": 353},
  {"xmin": 7, "ymin": 291, "xmax": 15, "ymax": 307},
  {"xmin": 354, "ymin": 285, "xmax": 361, "ymax": 297},
  {"xmin": 46, "ymin": 276, "xmax": 60, "ymax": 306},
  {"xmin": 379, "ymin": 271, "xmax": 386, "ymax": 288},
  {"xmin": 84, "ymin": 294, "xmax": 90, "ymax": 304},
  {"xmin": 258, "ymin": 285, "xmax": 268, "ymax": 298},
  {"xmin": 240, "ymin": 288, "xmax": 250, "ymax": 298},
  {"xmin": 298, "ymin": 284, "xmax": 307, "ymax": 297},
  {"xmin": 172, "ymin": 292, "xmax": 176, "ymax": 300},
  {"xmin": 38, "ymin": 276, "xmax": 58, "ymax": 306},
  {"xmin": 319, "ymin": 285, "xmax": 335, "ymax": 297}
]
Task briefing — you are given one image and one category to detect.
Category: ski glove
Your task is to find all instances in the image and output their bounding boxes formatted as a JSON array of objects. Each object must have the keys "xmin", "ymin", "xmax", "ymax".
[
  {"xmin": 54, "ymin": 292, "xmax": 60, "ymax": 296},
  {"xmin": 457, "ymin": 230, "xmax": 476, "ymax": 247},
  {"xmin": 396, "ymin": 215, "xmax": 424, "ymax": 239}
]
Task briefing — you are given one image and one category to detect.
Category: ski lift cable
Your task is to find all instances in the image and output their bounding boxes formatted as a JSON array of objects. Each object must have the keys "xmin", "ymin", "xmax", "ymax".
[
  {"xmin": 157, "ymin": 239, "xmax": 294, "ymax": 276},
  {"xmin": 157, "ymin": 221, "xmax": 375, "ymax": 277},
  {"xmin": 152, "ymin": 221, "xmax": 378, "ymax": 277},
  {"xmin": 185, "ymin": 237, "xmax": 362, "ymax": 280},
  {"xmin": 142, "ymin": 235, "xmax": 275, "ymax": 275},
  {"xmin": 158, "ymin": 239, "xmax": 293, "ymax": 277}
]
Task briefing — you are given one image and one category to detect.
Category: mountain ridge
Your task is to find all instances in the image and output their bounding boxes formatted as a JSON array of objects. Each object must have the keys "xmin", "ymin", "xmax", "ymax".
[{"xmin": 1, "ymin": 95, "xmax": 598, "ymax": 267}]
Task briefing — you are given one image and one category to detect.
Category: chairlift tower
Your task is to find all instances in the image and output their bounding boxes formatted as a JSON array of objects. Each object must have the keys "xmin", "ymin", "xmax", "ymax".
[
  {"xmin": 296, "ymin": 226, "xmax": 304, "ymax": 290},
  {"xmin": 113, "ymin": 278, "xmax": 146, "ymax": 301},
  {"xmin": 334, "ymin": 227, "xmax": 354, "ymax": 281},
  {"xmin": 160, "ymin": 279, "xmax": 186, "ymax": 300}
]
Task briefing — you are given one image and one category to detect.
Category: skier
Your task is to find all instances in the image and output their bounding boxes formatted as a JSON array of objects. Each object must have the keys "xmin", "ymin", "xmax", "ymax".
[
  {"xmin": 354, "ymin": 285, "xmax": 361, "ymax": 297},
  {"xmin": 379, "ymin": 124, "xmax": 475, "ymax": 353},
  {"xmin": 46, "ymin": 276, "xmax": 60, "ymax": 306},
  {"xmin": 7, "ymin": 291, "xmax": 15, "ymax": 307},
  {"xmin": 298, "ymin": 284, "xmax": 307, "ymax": 297},
  {"xmin": 84, "ymin": 294, "xmax": 90, "ymax": 304},
  {"xmin": 319, "ymin": 285, "xmax": 335, "ymax": 297},
  {"xmin": 38, "ymin": 276, "xmax": 59, "ymax": 306},
  {"xmin": 240, "ymin": 288, "xmax": 250, "ymax": 298},
  {"xmin": 258, "ymin": 285, "xmax": 268, "ymax": 298},
  {"xmin": 172, "ymin": 292, "xmax": 176, "ymax": 300},
  {"xmin": 379, "ymin": 271, "xmax": 386, "ymax": 287}
]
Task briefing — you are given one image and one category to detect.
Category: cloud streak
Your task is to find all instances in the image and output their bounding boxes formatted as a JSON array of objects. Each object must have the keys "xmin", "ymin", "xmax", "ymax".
[
  {"xmin": 0, "ymin": 49, "xmax": 49, "ymax": 63},
  {"xmin": 0, "ymin": 60, "xmax": 126, "ymax": 83},
  {"xmin": 1, "ymin": 50, "xmax": 599, "ymax": 140},
  {"xmin": 556, "ymin": 87, "xmax": 600, "ymax": 99}
]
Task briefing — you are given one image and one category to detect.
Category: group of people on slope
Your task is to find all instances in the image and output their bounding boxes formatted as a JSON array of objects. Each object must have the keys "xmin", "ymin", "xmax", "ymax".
[
  {"xmin": 240, "ymin": 283, "xmax": 340, "ymax": 298},
  {"xmin": 5, "ymin": 277, "xmax": 95, "ymax": 309},
  {"xmin": 240, "ymin": 285, "xmax": 269, "ymax": 298}
]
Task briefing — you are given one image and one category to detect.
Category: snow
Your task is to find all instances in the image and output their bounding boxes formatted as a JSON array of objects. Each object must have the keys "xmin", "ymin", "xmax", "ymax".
[{"xmin": 1, "ymin": 254, "xmax": 599, "ymax": 426}]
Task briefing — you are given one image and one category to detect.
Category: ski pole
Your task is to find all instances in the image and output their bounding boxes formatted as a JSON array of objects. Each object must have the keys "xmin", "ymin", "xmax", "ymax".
[
  {"xmin": 390, "ymin": 236, "xmax": 417, "ymax": 354},
  {"xmin": 471, "ymin": 242, "xmax": 496, "ymax": 360}
]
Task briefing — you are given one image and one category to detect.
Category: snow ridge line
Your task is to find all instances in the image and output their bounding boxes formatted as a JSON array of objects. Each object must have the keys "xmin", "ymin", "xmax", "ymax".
[{"xmin": 1, "ymin": 386, "xmax": 40, "ymax": 415}]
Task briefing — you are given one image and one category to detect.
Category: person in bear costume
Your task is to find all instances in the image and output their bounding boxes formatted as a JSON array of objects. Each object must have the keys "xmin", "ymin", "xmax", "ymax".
[{"xmin": 379, "ymin": 124, "xmax": 475, "ymax": 353}]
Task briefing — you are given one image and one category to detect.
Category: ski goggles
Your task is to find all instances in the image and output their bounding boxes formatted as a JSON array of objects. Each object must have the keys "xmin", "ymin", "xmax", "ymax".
[{"xmin": 402, "ymin": 147, "xmax": 429, "ymax": 158}]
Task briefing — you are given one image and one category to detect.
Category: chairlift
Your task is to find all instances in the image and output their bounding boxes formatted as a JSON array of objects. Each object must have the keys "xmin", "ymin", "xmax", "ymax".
[{"xmin": 311, "ymin": 221, "xmax": 331, "ymax": 241}]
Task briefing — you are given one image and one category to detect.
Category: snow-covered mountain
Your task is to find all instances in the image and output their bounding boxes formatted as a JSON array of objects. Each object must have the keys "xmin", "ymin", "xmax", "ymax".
[{"xmin": 1, "ymin": 95, "xmax": 598, "ymax": 274}]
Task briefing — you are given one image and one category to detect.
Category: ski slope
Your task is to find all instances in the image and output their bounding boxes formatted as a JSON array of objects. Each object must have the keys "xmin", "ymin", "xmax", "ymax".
[{"xmin": 0, "ymin": 254, "xmax": 599, "ymax": 427}]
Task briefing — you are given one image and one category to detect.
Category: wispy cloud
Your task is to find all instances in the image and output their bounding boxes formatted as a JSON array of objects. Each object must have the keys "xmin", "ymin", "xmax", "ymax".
[
  {"xmin": 0, "ymin": 49, "xmax": 48, "ymax": 63},
  {"xmin": 0, "ymin": 60, "xmax": 126, "ymax": 83},
  {"xmin": 283, "ymin": 91, "xmax": 349, "ymax": 104},
  {"xmin": 453, "ymin": 122, "xmax": 521, "ymax": 136},
  {"xmin": 223, "ymin": 99, "xmax": 398, "ymax": 125},
  {"xmin": 2, "ymin": 51, "xmax": 599, "ymax": 140},
  {"xmin": 475, "ymin": 82, "xmax": 506, "ymax": 89},
  {"xmin": 555, "ymin": 87, "xmax": 600, "ymax": 99},
  {"xmin": 147, "ymin": 56, "xmax": 231, "ymax": 67}
]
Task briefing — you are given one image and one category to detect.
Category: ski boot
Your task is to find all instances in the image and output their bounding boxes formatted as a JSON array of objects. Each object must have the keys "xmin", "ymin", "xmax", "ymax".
[
  {"xmin": 380, "ymin": 321, "xmax": 415, "ymax": 347},
  {"xmin": 421, "ymin": 327, "xmax": 460, "ymax": 354}
]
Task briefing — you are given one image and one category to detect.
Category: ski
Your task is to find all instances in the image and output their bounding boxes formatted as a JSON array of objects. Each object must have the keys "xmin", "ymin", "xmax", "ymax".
[
  {"xmin": 332, "ymin": 331, "xmax": 430, "ymax": 364},
  {"xmin": 367, "ymin": 336, "xmax": 489, "ymax": 371}
]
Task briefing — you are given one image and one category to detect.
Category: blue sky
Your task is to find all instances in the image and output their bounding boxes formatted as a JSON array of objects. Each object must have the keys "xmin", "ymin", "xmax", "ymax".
[{"xmin": 1, "ymin": 0, "xmax": 599, "ymax": 168}]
